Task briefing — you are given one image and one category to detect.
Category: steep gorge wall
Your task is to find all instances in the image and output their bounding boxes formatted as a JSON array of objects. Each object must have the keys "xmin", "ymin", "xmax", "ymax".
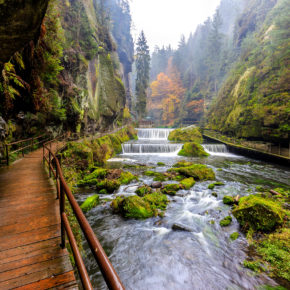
[
  {"xmin": 0, "ymin": 0, "xmax": 132, "ymax": 142},
  {"xmin": 207, "ymin": 0, "xmax": 289, "ymax": 142}
]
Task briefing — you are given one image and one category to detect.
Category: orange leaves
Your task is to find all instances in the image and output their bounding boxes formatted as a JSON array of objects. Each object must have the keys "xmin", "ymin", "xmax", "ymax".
[
  {"xmin": 186, "ymin": 99, "xmax": 204, "ymax": 113},
  {"xmin": 148, "ymin": 59, "xmax": 185, "ymax": 125}
]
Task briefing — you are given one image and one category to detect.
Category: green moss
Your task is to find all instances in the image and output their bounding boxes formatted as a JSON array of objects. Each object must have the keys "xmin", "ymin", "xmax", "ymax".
[
  {"xmin": 232, "ymin": 195, "xmax": 284, "ymax": 232},
  {"xmin": 180, "ymin": 177, "xmax": 195, "ymax": 190},
  {"xmin": 99, "ymin": 189, "xmax": 107, "ymax": 194},
  {"xmin": 168, "ymin": 126, "xmax": 203, "ymax": 143},
  {"xmin": 223, "ymin": 196, "xmax": 235, "ymax": 205},
  {"xmin": 144, "ymin": 171, "xmax": 167, "ymax": 181},
  {"xmin": 173, "ymin": 161, "xmax": 193, "ymax": 168},
  {"xmin": 143, "ymin": 192, "xmax": 168, "ymax": 211},
  {"xmin": 114, "ymin": 196, "xmax": 154, "ymax": 219},
  {"xmin": 78, "ymin": 168, "xmax": 108, "ymax": 186},
  {"xmin": 161, "ymin": 183, "xmax": 182, "ymax": 196},
  {"xmin": 157, "ymin": 162, "xmax": 165, "ymax": 166},
  {"xmin": 230, "ymin": 232, "xmax": 240, "ymax": 241},
  {"xmin": 243, "ymin": 260, "xmax": 261, "ymax": 272},
  {"xmin": 96, "ymin": 179, "xmax": 120, "ymax": 193},
  {"xmin": 178, "ymin": 142, "xmax": 209, "ymax": 157},
  {"xmin": 256, "ymin": 228, "xmax": 290, "ymax": 281},
  {"xmin": 220, "ymin": 216, "xmax": 232, "ymax": 227},
  {"xmin": 136, "ymin": 185, "xmax": 152, "ymax": 197},
  {"xmin": 256, "ymin": 185, "xmax": 265, "ymax": 192},
  {"xmin": 118, "ymin": 171, "xmax": 137, "ymax": 184},
  {"xmin": 80, "ymin": 195, "xmax": 100, "ymax": 212},
  {"xmin": 208, "ymin": 181, "xmax": 225, "ymax": 189},
  {"xmin": 169, "ymin": 164, "xmax": 215, "ymax": 181}
]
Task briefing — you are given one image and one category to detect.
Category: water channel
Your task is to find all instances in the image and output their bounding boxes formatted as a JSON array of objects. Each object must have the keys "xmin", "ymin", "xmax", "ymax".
[{"xmin": 76, "ymin": 128, "xmax": 290, "ymax": 289}]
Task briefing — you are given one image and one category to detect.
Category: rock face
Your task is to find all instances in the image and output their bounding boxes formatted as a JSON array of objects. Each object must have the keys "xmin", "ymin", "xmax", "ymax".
[
  {"xmin": 0, "ymin": 0, "xmax": 49, "ymax": 66},
  {"xmin": 232, "ymin": 195, "xmax": 284, "ymax": 232}
]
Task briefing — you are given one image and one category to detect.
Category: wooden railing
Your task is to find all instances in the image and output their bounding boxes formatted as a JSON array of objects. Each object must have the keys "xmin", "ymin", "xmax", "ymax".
[
  {"xmin": 43, "ymin": 136, "xmax": 125, "ymax": 290},
  {"xmin": 5, "ymin": 134, "xmax": 51, "ymax": 165}
]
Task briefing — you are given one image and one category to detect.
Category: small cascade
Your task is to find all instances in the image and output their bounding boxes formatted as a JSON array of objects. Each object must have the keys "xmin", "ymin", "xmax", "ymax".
[
  {"xmin": 122, "ymin": 143, "xmax": 182, "ymax": 154},
  {"xmin": 137, "ymin": 128, "xmax": 173, "ymax": 140},
  {"xmin": 203, "ymin": 144, "xmax": 229, "ymax": 153}
]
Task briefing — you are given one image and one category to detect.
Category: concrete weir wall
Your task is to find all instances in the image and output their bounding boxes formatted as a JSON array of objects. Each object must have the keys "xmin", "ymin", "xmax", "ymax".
[{"xmin": 203, "ymin": 134, "xmax": 290, "ymax": 167}]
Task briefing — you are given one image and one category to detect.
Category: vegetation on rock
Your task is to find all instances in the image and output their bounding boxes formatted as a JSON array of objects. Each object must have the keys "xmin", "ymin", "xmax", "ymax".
[
  {"xmin": 80, "ymin": 195, "xmax": 100, "ymax": 213},
  {"xmin": 111, "ymin": 192, "xmax": 168, "ymax": 219},
  {"xmin": 136, "ymin": 185, "xmax": 152, "ymax": 197},
  {"xmin": 180, "ymin": 177, "xmax": 195, "ymax": 190},
  {"xmin": 178, "ymin": 142, "xmax": 209, "ymax": 157},
  {"xmin": 232, "ymin": 195, "xmax": 284, "ymax": 232},
  {"xmin": 220, "ymin": 216, "xmax": 232, "ymax": 227},
  {"xmin": 169, "ymin": 164, "xmax": 215, "ymax": 181},
  {"xmin": 223, "ymin": 195, "xmax": 235, "ymax": 205},
  {"xmin": 168, "ymin": 126, "xmax": 203, "ymax": 143}
]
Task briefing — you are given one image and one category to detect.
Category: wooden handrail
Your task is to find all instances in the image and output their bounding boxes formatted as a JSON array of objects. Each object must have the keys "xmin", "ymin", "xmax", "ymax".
[
  {"xmin": 43, "ymin": 137, "xmax": 125, "ymax": 290},
  {"xmin": 5, "ymin": 133, "xmax": 49, "ymax": 165}
]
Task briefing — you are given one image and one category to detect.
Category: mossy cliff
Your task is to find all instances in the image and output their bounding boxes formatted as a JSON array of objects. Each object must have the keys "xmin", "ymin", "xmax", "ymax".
[
  {"xmin": 207, "ymin": 0, "xmax": 290, "ymax": 141},
  {"xmin": 0, "ymin": 0, "xmax": 49, "ymax": 67},
  {"xmin": 0, "ymin": 0, "xmax": 134, "ymax": 143}
]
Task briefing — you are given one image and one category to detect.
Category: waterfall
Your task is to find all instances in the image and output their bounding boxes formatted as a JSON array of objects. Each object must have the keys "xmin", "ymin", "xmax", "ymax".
[
  {"xmin": 137, "ymin": 128, "xmax": 173, "ymax": 140},
  {"xmin": 202, "ymin": 144, "xmax": 229, "ymax": 153},
  {"xmin": 122, "ymin": 143, "xmax": 182, "ymax": 154}
]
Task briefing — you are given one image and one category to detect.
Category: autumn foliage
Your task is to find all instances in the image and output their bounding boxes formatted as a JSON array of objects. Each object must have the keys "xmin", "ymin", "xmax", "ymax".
[{"xmin": 148, "ymin": 58, "xmax": 185, "ymax": 126}]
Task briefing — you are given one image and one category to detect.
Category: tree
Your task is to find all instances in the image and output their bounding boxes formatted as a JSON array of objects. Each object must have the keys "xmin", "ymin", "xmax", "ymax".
[{"xmin": 135, "ymin": 31, "xmax": 150, "ymax": 119}]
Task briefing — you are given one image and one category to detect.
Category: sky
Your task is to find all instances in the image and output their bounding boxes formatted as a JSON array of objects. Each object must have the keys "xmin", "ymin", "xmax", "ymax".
[{"xmin": 130, "ymin": 0, "xmax": 221, "ymax": 51}]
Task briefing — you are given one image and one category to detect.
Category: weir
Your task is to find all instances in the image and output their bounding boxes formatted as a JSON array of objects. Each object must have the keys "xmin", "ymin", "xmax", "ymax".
[
  {"xmin": 137, "ymin": 128, "xmax": 173, "ymax": 140},
  {"xmin": 122, "ymin": 143, "xmax": 182, "ymax": 154},
  {"xmin": 122, "ymin": 128, "xmax": 181, "ymax": 155},
  {"xmin": 202, "ymin": 144, "xmax": 229, "ymax": 153}
]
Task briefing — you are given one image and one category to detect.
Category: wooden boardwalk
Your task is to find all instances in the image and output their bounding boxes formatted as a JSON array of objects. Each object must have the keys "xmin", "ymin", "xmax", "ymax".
[{"xmin": 0, "ymin": 149, "xmax": 78, "ymax": 289}]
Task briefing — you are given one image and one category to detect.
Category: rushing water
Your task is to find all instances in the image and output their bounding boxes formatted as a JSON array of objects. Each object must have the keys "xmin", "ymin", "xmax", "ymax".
[{"xmin": 77, "ymin": 128, "xmax": 290, "ymax": 290}]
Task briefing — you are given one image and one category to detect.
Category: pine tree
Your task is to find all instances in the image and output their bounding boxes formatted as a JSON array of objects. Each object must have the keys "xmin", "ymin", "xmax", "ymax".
[{"xmin": 135, "ymin": 31, "xmax": 150, "ymax": 119}]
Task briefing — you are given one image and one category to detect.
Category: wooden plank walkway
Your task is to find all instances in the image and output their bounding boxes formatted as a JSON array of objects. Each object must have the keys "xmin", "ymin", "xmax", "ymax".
[{"xmin": 0, "ymin": 149, "xmax": 78, "ymax": 289}]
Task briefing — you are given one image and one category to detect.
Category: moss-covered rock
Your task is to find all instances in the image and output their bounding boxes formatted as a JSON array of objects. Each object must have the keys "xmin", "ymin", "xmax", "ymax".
[
  {"xmin": 161, "ymin": 183, "xmax": 182, "ymax": 196},
  {"xmin": 232, "ymin": 195, "xmax": 284, "ymax": 232},
  {"xmin": 180, "ymin": 177, "xmax": 195, "ymax": 190},
  {"xmin": 157, "ymin": 162, "xmax": 165, "ymax": 166},
  {"xmin": 144, "ymin": 171, "xmax": 167, "ymax": 181},
  {"xmin": 111, "ymin": 192, "xmax": 168, "ymax": 219},
  {"xmin": 96, "ymin": 179, "xmax": 121, "ymax": 193},
  {"xmin": 178, "ymin": 142, "xmax": 209, "ymax": 157},
  {"xmin": 143, "ymin": 192, "xmax": 168, "ymax": 211},
  {"xmin": 220, "ymin": 216, "xmax": 232, "ymax": 227},
  {"xmin": 173, "ymin": 161, "xmax": 193, "ymax": 168},
  {"xmin": 80, "ymin": 195, "xmax": 100, "ymax": 212},
  {"xmin": 168, "ymin": 126, "xmax": 203, "ymax": 143},
  {"xmin": 78, "ymin": 168, "xmax": 108, "ymax": 186},
  {"xmin": 136, "ymin": 185, "xmax": 152, "ymax": 197},
  {"xmin": 230, "ymin": 232, "xmax": 240, "ymax": 241},
  {"xmin": 208, "ymin": 182, "xmax": 225, "ymax": 190},
  {"xmin": 118, "ymin": 171, "xmax": 137, "ymax": 184},
  {"xmin": 223, "ymin": 196, "xmax": 235, "ymax": 205},
  {"xmin": 169, "ymin": 164, "xmax": 215, "ymax": 181}
]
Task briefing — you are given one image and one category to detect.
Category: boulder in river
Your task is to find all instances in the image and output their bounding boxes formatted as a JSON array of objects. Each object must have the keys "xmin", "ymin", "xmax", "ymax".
[
  {"xmin": 136, "ymin": 185, "xmax": 152, "ymax": 197},
  {"xmin": 80, "ymin": 195, "xmax": 100, "ymax": 213},
  {"xmin": 151, "ymin": 181, "xmax": 162, "ymax": 188},
  {"xmin": 161, "ymin": 183, "xmax": 182, "ymax": 196},
  {"xmin": 172, "ymin": 223, "xmax": 194, "ymax": 232},
  {"xmin": 232, "ymin": 195, "xmax": 284, "ymax": 232},
  {"xmin": 168, "ymin": 164, "xmax": 215, "ymax": 181}
]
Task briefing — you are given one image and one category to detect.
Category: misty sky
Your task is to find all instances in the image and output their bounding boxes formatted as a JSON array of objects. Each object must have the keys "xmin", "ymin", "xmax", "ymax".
[{"xmin": 130, "ymin": 0, "xmax": 221, "ymax": 51}]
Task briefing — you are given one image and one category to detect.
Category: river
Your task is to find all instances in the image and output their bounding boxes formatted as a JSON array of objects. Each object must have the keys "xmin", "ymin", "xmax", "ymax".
[{"xmin": 76, "ymin": 128, "xmax": 290, "ymax": 290}]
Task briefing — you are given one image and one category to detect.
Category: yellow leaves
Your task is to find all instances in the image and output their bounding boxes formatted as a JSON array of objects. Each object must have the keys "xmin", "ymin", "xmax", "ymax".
[{"xmin": 148, "ymin": 60, "xmax": 185, "ymax": 125}]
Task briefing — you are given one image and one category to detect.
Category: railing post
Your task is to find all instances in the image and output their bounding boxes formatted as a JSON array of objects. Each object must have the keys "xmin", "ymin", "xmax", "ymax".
[
  {"xmin": 56, "ymin": 164, "xmax": 60, "ymax": 199},
  {"xmin": 5, "ymin": 144, "xmax": 9, "ymax": 166},
  {"xmin": 31, "ymin": 137, "xmax": 34, "ymax": 152},
  {"xmin": 49, "ymin": 151, "xmax": 51, "ymax": 178},
  {"xmin": 60, "ymin": 182, "xmax": 66, "ymax": 249},
  {"xmin": 43, "ymin": 145, "xmax": 45, "ymax": 163}
]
